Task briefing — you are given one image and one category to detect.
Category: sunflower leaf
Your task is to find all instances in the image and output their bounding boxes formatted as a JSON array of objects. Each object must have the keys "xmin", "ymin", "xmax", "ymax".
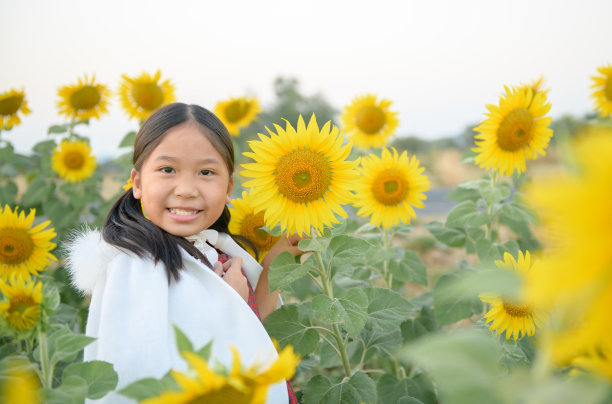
[
  {"xmin": 268, "ymin": 251, "xmax": 311, "ymax": 291},
  {"xmin": 303, "ymin": 372, "xmax": 377, "ymax": 404},
  {"xmin": 425, "ymin": 221, "xmax": 466, "ymax": 247},
  {"xmin": 432, "ymin": 271, "xmax": 483, "ymax": 326},
  {"xmin": 62, "ymin": 360, "xmax": 118, "ymax": 399},
  {"xmin": 364, "ymin": 287, "xmax": 415, "ymax": 331},
  {"xmin": 264, "ymin": 303, "xmax": 318, "ymax": 356},
  {"xmin": 445, "ymin": 201, "xmax": 490, "ymax": 228},
  {"xmin": 119, "ymin": 378, "xmax": 164, "ymax": 401}
]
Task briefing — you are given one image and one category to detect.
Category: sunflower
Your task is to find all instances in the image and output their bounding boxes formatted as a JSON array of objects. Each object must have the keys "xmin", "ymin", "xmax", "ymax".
[
  {"xmin": 119, "ymin": 70, "xmax": 176, "ymax": 121},
  {"xmin": 473, "ymin": 86, "xmax": 553, "ymax": 177},
  {"xmin": 0, "ymin": 276, "xmax": 43, "ymax": 332},
  {"xmin": 229, "ymin": 191, "xmax": 280, "ymax": 261},
  {"xmin": 0, "ymin": 368, "xmax": 41, "ymax": 404},
  {"xmin": 51, "ymin": 139, "xmax": 97, "ymax": 183},
  {"xmin": 0, "ymin": 205, "xmax": 56, "ymax": 280},
  {"xmin": 525, "ymin": 128, "xmax": 612, "ymax": 363},
  {"xmin": 214, "ymin": 96, "xmax": 261, "ymax": 137},
  {"xmin": 479, "ymin": 251, "xmax": 546, "ymax": 341},
  {"xmin": 340, "ymin": 94, "xmax": 399, "ymax": 150},
  {"xmin": 241, "ymin": 115, "xmax": 359, "ymax": 236},
  {"xmin": 56, "ymin": 74, "xmax": 110, "ymax": 121},
  {"xmin": 590, "ymin": 63, "xmax": 612, "ymax": 118},
  {"xmin": 0, "ymin": 88, "xmax": 31, "ymax": 131},
  {"xmin": 352, "ymin": 148, "xmax": 430, "ymax": 229},
  {"xmin": 571, "ymin": 343, "xmax": 612, "ymax": 382},
  {"xmin": 142, "ymin": 345, "xmax": 299, "ymax": 404}
]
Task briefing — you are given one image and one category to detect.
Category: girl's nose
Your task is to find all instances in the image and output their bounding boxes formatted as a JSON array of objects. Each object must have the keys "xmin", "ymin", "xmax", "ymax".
[{"xmin": 174, "ymin": 176, "xmax": 198, "ymax": 197}]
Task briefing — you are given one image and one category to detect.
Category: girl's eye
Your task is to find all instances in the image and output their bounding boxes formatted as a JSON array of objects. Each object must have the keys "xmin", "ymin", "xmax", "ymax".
[
  {"xmin": 200, "ymin": 170, "xmax": 213, "ymax": 176},
  {"xmin": 160, "ymin": 167, "xmax": 175, "ymax": 174}
]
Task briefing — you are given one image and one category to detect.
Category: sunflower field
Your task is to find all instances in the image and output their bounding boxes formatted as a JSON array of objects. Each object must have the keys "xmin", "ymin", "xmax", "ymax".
[{"xmin": 1, "ymin": 65, "xmax": 612, "ymax": 404}]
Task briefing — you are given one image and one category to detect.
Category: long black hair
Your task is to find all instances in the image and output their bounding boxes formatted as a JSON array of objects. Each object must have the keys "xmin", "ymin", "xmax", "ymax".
[{"xmin": 103, "ymin": 103, "xmax": 254, "ymax": 282}]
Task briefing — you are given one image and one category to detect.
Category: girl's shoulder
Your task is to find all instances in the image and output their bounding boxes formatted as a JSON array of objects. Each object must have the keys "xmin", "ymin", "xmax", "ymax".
[{"xmin": 63, "ymin": 227, "xmax": 140, "ymax": 295}]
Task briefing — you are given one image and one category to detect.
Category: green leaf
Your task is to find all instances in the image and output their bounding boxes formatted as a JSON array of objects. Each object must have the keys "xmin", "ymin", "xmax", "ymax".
[
  {"xmin": 377, "ymin": 373, "xmax": 436, "ymax": 404},
  {"xmin": 329, "ymin": 235, "xmax": 371, "ymax": 264},
  {"xmin": 0, "ymin": 181, "xmax": 18, "ymax": 204},
  {"xmin": 402, "ymin": 330, "xmax": 503, "ymax": 404},
  {"xmin": 389, "ymin": 251, "xmax": 427, "ymax": 285},
  {"xmin": 348, "ymin": 371, "xmax": 377, "ymax": 404},
  {"xmin": 358, "ymin": 326, "xmax": 402, "ymax": 357},
  {"xmin": 57, "ymin": 374, "xmax": 89, "ymax": 400},
  {"xmin": 364, "ymin": 288, "xmax": 415, "ymax": 331},
  {"xmin": 119, "ymin": 131, "xmax": 137, "ymax": 148},
  {"xmin": 500, "ymin": 201, "xmax": 536, "ymax": 223},
  {"xmin": 303, "ymin": 373, "xmax": 373, "ymax": 404},
  {"xmin": 298, "ymin": 236, "xmax": 331, "ymax": 253},
  {"xmin": 433, "ymin": 272, "xmax": 483, "ymax": 326},
  {"xmin": 119, "ymin": 378, "xmax": 164, "ymax": 401},
  {"xmin": 33, "ymin": 139, "xmax": 57, "ymax": 154},
  {"xmin": 401, "ymin": 306, "xmax": 438, "ymax": 342},
  {"xmin": 48, "ymin": 124, "xmax": 68, "ymax": 135},
  {"xmin": 196, "ymin": 340, "xmax": 213, "ymax": 361},
  {"xmin": 63, "ymin": 360, "xmax": 118, "ymax": 399},
  {"xmin": 312, "ymin": 294, "xmax": 343, "ymax": 324},
  {"xmin": 445, "ymin": 200, "xmax": 490, "ymax": 228},
  {"xmin": 478, "ymin": 181, "xmax": 511, "ymax": 205},
  {"xmin": 268, "ymin": 251, "xmax": 310, "ymax": 291},
  {"xmin": 0, "ymin": 143, "xmax": 15, "ymax": 163},
  {"xmin": 53, "ymin": 331, "xmax": 96, "ymax": 363},
  {"xmin": 312, "ymin": 290, "xmax": 368, "ymax": 336},
  {"xmin": 264, "ymin": 304, "xmax": 319, "ymax": 356},
  {"xmin": 173, "ymin": 325, "xmax": 194, "ymax": 357},
  {"xmin": 20, "ymin": 178, "xmax": 55, "ymax": 206},
  {"xmin": 394, "ymin": 224, "xmax": 415, "ymax": 235},
  {"xmin": 0, "ymin": 355, "xmax": 37, "ymax": 374},
  {"xmin": 425, "ymin": 221, "xmax": 466, "ymax": 247}
]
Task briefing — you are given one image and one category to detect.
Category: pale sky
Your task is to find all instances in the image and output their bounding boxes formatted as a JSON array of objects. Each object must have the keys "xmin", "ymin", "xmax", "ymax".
[{"xmin": 2, "ymin": 0, "xmax": 611, "ymax": 158}]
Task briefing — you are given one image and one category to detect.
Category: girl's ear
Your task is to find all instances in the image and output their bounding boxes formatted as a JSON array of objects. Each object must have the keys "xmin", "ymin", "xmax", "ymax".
[
  {"xmin": 226, "ymin": 176, "xmax": 234, "ymax": 203},
  {"xmin": 131, "ymin": 168, "xmax": 142, "ymax": 199}
]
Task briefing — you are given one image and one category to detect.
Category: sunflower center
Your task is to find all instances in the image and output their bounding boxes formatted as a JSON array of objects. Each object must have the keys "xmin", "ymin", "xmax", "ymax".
[
  {"xmin": 276, "ymin": 149, "xmax": 331, "ymax": 203},
  {"xmin": 0, "ymin": 228, "xmax": 34, "ymax": 265},
  {"xmin": 241, "ymin": 211, "xmax": 275, "ymax": 249},
  {"xmin": 63, "ymin": 150, "xmax": 85, "ymax": 170},
  {"xmin": 187, "ymin": 385, "xmax": 252, "ymax": 404},
  {"xmin": 371, "ymin": 169, "xmax": 408, "ymax": 206},
  {"xmin": 605, "ymin": 77, "xmax": 612, "ymax": 102},
  {"xmin": 224, "ymin": 100, "xmax": 250, "ymax": 123},
  {"xmin": 0, "ymin": 95, "xmax": 23, "ymax": 116},
  {"xmin": 131, "ymin": 83, "xmax": 164, "ymax": 111},
  {"xmin": 69, "ymin": 85, "xmax": 101, "ymax": 111},
  {"xmin": 356, "ymin": 106, "xmax": 386, "ymax": 134},
  {"xmin": 503, "ymin": 302, "xmax": 530, "ymax": 318},
  {"xmin": 7, "ymin": 296, "xmax": 40, "ymax": 331},
  {"xmin": 496, "ymin": 108, "xmax": 534, "ymax": 151}
]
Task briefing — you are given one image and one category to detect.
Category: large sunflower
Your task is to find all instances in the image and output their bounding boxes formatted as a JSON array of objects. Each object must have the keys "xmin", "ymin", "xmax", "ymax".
[
  {"xmin": 119, "ymin": 70, "xmax": 176, "ymax": 121},
  {"xmin": 352, "ymin": 147, "xmax": 430, "ymax": 229},
  {"xmin": 340, "ymin": 94, "xmax": 399, "ymax": 150},
  {"xmin": 51, "ymin": 139, "xmax": 97, "ymax": 183},
  {"xmin": 590, "ymin": 63, "xmax": 612, "ymax": 118},
  {"xmin": 473, "ymin": 86, "xmax": 553, "ymax": 177},
  {"xmin": 479, "ymin": 251, "xmax": 546, "ymax": 340},
  {"xmin": 214, "ymin": 96, "xmax": 261, "ymax": 137},
  {"xmin": 0, "ymin": 205, "xmax": 56, "ymax": 280},
  {"xmin": 241, "ymin": 115, "xmax": 359, "ymax": 236},
  {"xmin": 525, "ymin": 128, "xmax": 612, "ymax": 363},
  {"xmin": 0, "ymin": 88, "xmax": 31, "ymax": 131},
  {"xmin": 142, "ymin": 345, "xmax": 299, "ymax": 404},
  {"xmin": 0, "ymin": 276, "xmax": 43, "ymax": 332},
  {"xmin": 56, "ymin": 74, "xmax": 110, "ymax": 121},
  {"xmin": 229, "ymin": 190, "xmax": 280, "ymax": 261}
]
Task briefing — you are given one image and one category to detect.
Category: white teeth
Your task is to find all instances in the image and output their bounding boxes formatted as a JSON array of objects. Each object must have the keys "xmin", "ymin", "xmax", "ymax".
[{"xmin": 169, "ymin": 208, "xmax": 198, "ymax": 216}]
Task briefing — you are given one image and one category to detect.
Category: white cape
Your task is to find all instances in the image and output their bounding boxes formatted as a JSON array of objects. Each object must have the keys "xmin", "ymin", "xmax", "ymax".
[{"xmin": 65, "ymin": 229, "xmax": 288, "ymax": 404}]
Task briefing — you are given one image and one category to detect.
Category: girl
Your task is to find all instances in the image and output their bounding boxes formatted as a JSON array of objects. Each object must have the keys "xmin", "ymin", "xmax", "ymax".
[{"xmin": 66, "ymin": 103, "xmax": 301, "ymax": 403}]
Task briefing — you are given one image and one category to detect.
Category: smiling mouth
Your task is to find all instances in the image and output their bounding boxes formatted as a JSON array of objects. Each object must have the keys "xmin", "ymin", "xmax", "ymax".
[{"xmin": 168, "ymin": 208, "xmax": 201, "ymax": 216}]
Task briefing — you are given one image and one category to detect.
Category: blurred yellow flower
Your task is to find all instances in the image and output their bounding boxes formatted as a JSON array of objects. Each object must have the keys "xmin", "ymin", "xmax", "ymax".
[
  {"xmin": 56, "ymin": 74, "xmax": 110, "ymax": 121},
  {"xmin": 229, "ymin": 191, "xmax": 280, "ymax": 261},
  {"xmin": 518, "ymin": 76, "xmax": 549, "ymax": 97},
  {"xmin": 241, "ymin": 115, "xmax": 359, "ymax": 236},
  {"xmin": 340, "ymin": 94, "xmax": 399, "ymax": 150},
  {"xmin": 0, "ymin": 276, "xmax": 43, "ymax": 331},
  {"xmin": 473, "ymin": 86, "xmax": 553, "ymax": 177},
  {"xmin": 122, "ymin": 178, "xmax": 133, "ymax": 191},
  {"xmin": 571, "ymin": 342, "xmax": 612, "ymax": 382},
  {"xmin": 590, "ymin": 62, "xmax": 612, "ymax": 118},
  {"xmin": 0, "ymin": 205, "xmax": 56, "ymax": 280},
  {"xmin": 479, "ymin": 251, "xmax": 546, "ymax": 341},
  {"xmin": 119, "ymin": 70, "xmax": 176, "ymax": 121},
  {"xmin": 51, "ymin": 139, "xmax": 97, "ymax": 183},
  {"xmin": 352, "ymin": 148, "xmax": 430, "ymax": 229},
  {"xmin": 0, "ymin": 368, "xmax": 40, "ymax": 404},
  {"xmin": 0, "ymin": 88, "xmax": 31, "ymax": 130},
  {"xmin": 214, "ymin": 96, "xmax": 261, "ymax": 137},
  {"xmin": 142, "ymin": 345, "xmax": 299, "ymax": 404},
  {"xmin": 526, "ymin": 128, "xmax": 612, "ymax": 363}
]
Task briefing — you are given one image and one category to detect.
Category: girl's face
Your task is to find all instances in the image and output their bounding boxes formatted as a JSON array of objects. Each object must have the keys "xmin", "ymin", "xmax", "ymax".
[{"xmin": 131, "ymin": 122, "xmax": 233, "ymax": 237}]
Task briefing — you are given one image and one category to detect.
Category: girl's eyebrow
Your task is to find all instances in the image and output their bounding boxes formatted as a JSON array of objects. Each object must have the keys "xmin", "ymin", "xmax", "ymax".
[{"xmin": 154, "ymin": 155, "xmax": 221, "ymax": 165}]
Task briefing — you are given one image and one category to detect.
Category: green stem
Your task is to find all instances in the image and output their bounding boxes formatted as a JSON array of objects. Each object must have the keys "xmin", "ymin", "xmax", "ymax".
[
  {"xmin": 37, "ymin": 330, "xmax": 54, "ymax": 389},
  {"xmin": 485, "ymin": 171, "xmax": 498, "ymax": 241},
  {"xmin": 68, "ymin": 116, "xmax": 76, "ymax": 139},
  {"xmin": 382, "ymin": 228, "xmax": 393, "ymax": 288}
]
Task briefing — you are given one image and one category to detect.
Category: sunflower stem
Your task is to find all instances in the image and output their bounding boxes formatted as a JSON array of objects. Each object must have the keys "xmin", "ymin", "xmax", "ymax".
[
  {"xmin": 382, "ymin": 228, "xmax": 393, "ymax": 288},
  {"xmin": 37, "ymin": 329, "xmax": 53, "ymax": 388},
  {"xmin": 68, "ymin": 116, "xmax": 76, "ymax": 139},
  {"xmin": 485, "ymin": 171, "xmax": 498, "ymax": 241}
]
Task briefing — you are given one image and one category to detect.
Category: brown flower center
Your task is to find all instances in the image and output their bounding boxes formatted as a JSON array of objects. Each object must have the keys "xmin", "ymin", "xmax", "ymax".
[
  {"xmin": 131, "ymin": 83, "xmax": 164, "ymax": 111},
  {"xmin": 0, "ymin": 95, "xmax": 24, "ymax": 116},
  {"xmin": 6, "ymin": 295, "xmax": 41, "ymax": 331},
  {"xmin": 356, "ymin": 105, "xmax": 386, "ymax": 134},
  {"xmin": 371, "ymin": 168, "xmax": 408, "ymax": 206},
  {"xmin": 224, "ymin": 100, "xmax": 250, "ymax": 123},
  {"xmin": 605, "ymin": 76, "xmax": 612, "ymax": 102},
  {"xmin": 241, "ymin": 211, "xmax": 278, "ymax": 252},
  {"xmin": 496, "ymin": 108, "xmax": 534, "ymax": 152},
  {"xmin": 70, "ymin": 85, "xmax": 101, "ymax": 111},
  {"xmin": 0, "ymin": 228, "xmax": 34, "ymax": 265},
  {"xmin": 502, "ymin": 302, "xmax": 531, "ymax": 318},
  {"xmin": 63, "ymin": 150, "xmax": 85, "ymax": 170},
  {"xmin": 276, "ymin": 149, "xmax": 331, "ymax": 203}
]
